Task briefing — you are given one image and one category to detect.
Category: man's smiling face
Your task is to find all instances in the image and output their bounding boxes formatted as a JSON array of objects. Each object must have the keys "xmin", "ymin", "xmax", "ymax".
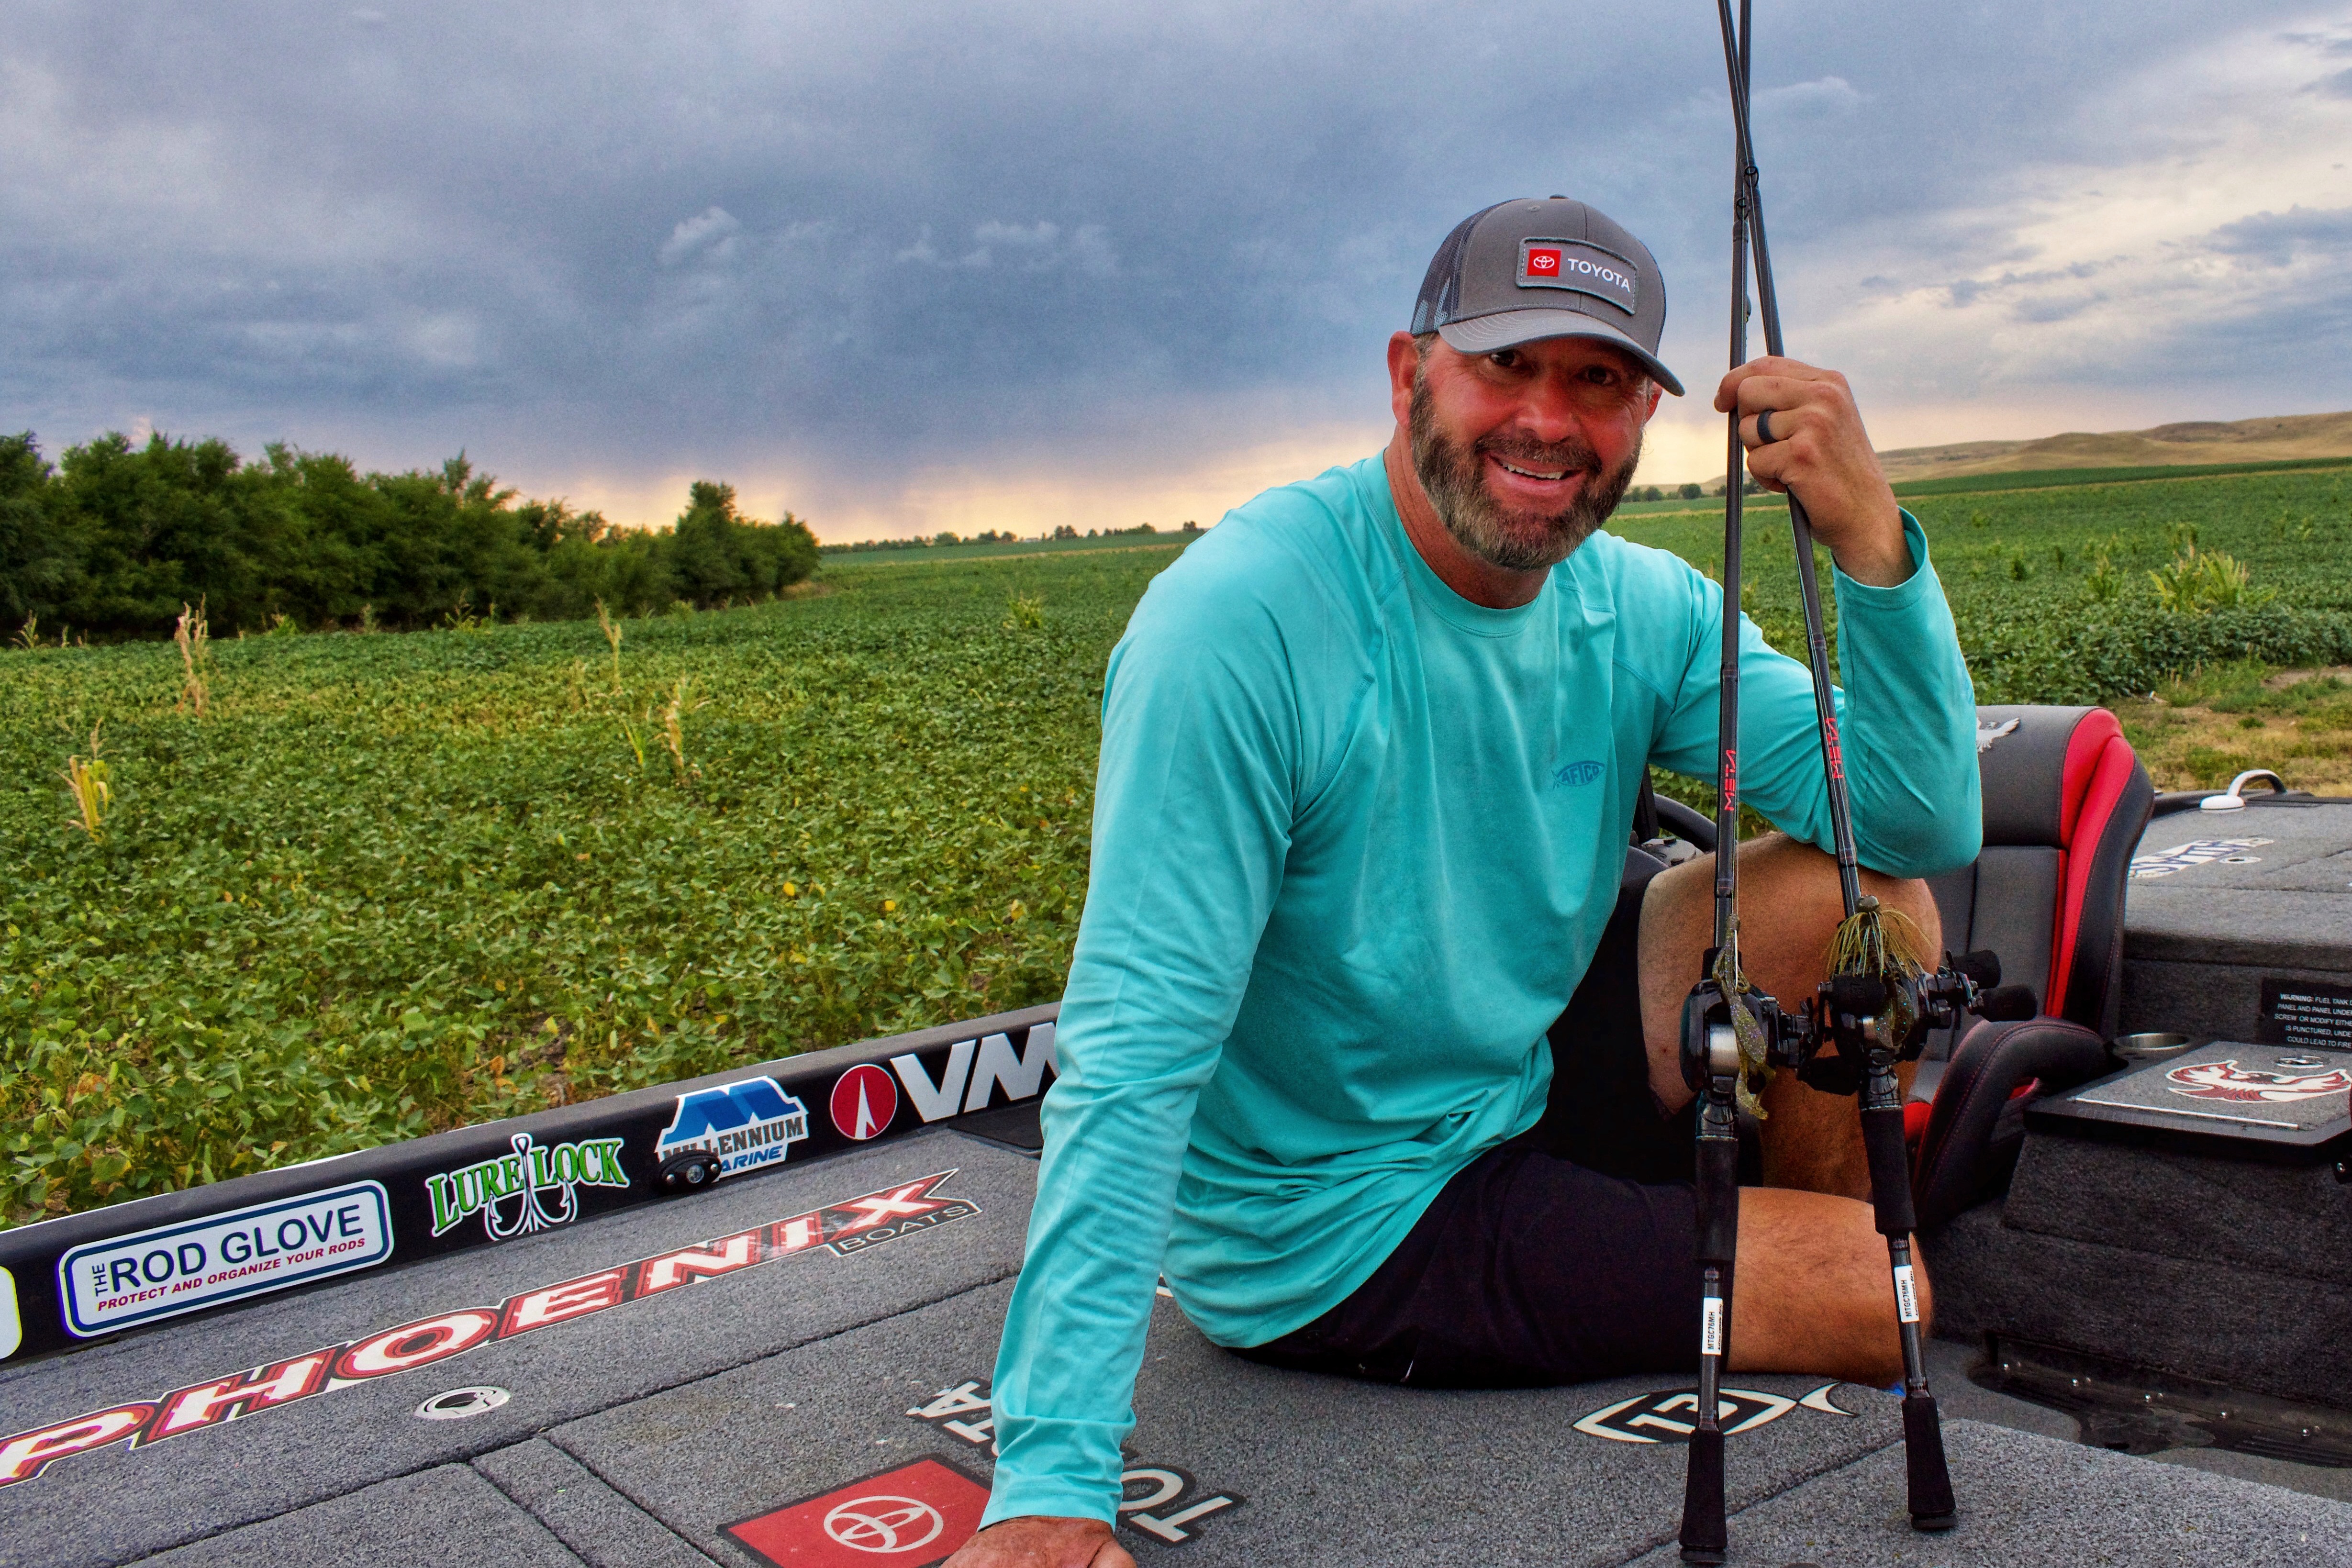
[{"xmin": 1400, "ymin": 333, "xmax": 1662, "ymax": 572}]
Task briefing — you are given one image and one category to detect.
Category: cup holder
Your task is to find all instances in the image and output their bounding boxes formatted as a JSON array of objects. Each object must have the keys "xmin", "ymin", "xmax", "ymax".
[{"xmin": 2112, "ymin": 1032, "xmax": 2193, "ymax": 1060}]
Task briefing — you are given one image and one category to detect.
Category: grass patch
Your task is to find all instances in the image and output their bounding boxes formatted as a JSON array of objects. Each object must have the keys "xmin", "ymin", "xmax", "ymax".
[{"xmin": 2114, "ymin": 662, "xmax": 2352, "ymax": 791}]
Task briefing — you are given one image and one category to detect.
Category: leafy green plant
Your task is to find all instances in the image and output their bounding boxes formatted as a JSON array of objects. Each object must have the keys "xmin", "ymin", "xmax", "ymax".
[
  {"xmin": 59, "ymin": 723, "xmax": 111, "ymax": 837},
  {"xmin": 2084, "ymin": 549, "xmax": 2121, "ymax": 603},
  {"xmin": 1004, "ymin": 592, "xmax": 1046, "ymax": 631},
  {"xmin": 2150, "ymin": 544, "xmax": 2265, "ymax": 614}
]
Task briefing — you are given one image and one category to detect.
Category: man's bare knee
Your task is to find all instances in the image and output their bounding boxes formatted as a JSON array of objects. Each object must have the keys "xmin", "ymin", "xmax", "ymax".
[{"xmin": 1726, "ymin": 1187, "xmax": 1911, "ymax": 1387}]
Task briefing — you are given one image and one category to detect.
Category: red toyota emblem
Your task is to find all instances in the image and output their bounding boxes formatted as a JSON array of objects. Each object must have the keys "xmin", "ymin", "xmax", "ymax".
[
  {"xmin": 1525, "ymin": 246, "xmax": 1563, "ymax": 277},
  {"xmin": 831, "ymin": 1063, "xmax": 901, "ymax": 1141},
  {"xmin": 725, "ymin": 1457, "xmax": 990, "ymax": 1567}
]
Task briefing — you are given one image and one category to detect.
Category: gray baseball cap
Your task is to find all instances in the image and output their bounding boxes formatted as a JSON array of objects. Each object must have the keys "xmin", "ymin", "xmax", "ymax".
[{"xmin": 1410, "ymin": 197, "xmax": 1683, "ymax": 396}]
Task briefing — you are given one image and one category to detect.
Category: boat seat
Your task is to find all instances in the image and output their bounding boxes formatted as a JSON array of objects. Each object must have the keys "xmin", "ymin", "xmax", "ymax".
[{"xmin": 1910, "ymin": 706, "xmax": 2153, "ymax": 1231}]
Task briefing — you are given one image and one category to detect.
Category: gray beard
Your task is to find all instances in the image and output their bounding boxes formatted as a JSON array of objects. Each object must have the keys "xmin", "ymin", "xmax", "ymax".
[{"xmin": 1407, "ymin": 374, "xmax": 1641, "ymax": 572}]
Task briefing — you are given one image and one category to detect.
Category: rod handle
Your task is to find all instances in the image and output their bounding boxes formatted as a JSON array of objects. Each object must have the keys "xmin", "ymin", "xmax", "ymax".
[
  {"xmin": 1678, "ymin": 1426, "xmax": 1729, "ymax": 1563},
  {"xmin": 1694, "ymin": 1133, "xmax": 1740, "ymax": 1264},
  {"xmin": 1861, "ymin": 1102, "xmax": 1917, "ymax": 1236},
  {"xmin": 1902, "ymin": 1392, "xmax": 1958, "ymax": 1529}
]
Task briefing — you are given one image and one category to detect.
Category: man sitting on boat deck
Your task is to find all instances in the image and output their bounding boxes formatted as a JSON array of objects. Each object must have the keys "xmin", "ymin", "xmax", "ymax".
[{"xmin": 946, "ymin": 198, "xmax": 1982, "ymax": 1568}]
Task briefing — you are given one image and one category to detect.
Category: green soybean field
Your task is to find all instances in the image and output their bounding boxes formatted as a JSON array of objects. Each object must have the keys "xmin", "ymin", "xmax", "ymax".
[{"xmin": 7, "ymin": 464, "xmax": 2352, "ymax": 1224}]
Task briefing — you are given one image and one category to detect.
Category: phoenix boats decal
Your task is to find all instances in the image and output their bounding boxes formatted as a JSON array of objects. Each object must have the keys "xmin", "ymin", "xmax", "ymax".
[
  {"xmin": 57, "ymin": 1182, "xmax": 392, "ymax": 1339},
  {"xmin": 2166, "ymin": 1059, "xmax": 2352, "ymax": 1104},
  {"xmin": 424, "ymin": 1132, "xmax": 629, "ymax": 1239},
  {"xmin": 0, "ymin": 1171, "xmax": 975, "ymax": 1490},
  {"xmin": 656, "ymin": 1077, "xmax": 809, "ymax": 1179},
  {"xmin": 1573, "ymin": 1383, "xmax": 1852, "ymax": 1445},
  {"xmin": 1974, "ymin": 718, "xmax": 2019, "ymax": 753},
  {"xmin": 903, "ymin": 1377, "xmax": 1242, "ymax": 1546},
  {"xmin": 2129, "ymin": 838, "xmax": 2272, "ymax": 881}
]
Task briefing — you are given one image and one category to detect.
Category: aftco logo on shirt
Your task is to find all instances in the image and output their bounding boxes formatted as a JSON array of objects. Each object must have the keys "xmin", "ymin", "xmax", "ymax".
[{"xmin": 1555, "ymin": 761, "xmax": 1605, "ymax": 788}]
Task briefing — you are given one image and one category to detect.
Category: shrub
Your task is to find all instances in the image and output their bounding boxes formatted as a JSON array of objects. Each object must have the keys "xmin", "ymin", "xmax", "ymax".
[{"xmin": 2149, "ymin": 543, "xmax": 2266, "ymax": 614}]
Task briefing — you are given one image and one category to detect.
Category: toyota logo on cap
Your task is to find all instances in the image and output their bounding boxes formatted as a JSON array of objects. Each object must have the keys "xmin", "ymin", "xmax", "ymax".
[{"xmin": 1410, "ymin": 198, "xmax": 1683, "ymax": 396}]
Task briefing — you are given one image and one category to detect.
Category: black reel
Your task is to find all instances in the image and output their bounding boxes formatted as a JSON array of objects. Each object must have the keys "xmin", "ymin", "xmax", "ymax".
[
  {"xmin": 1677, "ymin": 950, "xmax": 1803, "ymax": 1096},
  {"xmin": 1684, "ymin": 948, "xmax": 2029, "ymax": 1101},
  {"xmin": 1802, "ymin": 950, "xmax": 2028, "ymax": 1092}
]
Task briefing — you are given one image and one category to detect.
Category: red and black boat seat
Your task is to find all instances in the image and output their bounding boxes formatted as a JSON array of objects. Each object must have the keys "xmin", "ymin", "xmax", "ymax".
[{"xmin": 1908, "ymin": 705, "xmax": 2154, "ymax": 1233}]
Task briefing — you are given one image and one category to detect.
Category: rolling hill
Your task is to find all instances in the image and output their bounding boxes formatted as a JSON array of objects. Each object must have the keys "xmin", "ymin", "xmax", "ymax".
[{"xmin": 1874, "ymin": 410, "xmax": 2352, "ymax": 484}]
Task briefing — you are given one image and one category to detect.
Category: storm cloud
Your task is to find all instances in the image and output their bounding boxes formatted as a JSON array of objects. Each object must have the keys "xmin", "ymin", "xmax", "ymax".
[{"xmin": 5, "ymin": 1, "xmax": 2350, "ymax": 535}]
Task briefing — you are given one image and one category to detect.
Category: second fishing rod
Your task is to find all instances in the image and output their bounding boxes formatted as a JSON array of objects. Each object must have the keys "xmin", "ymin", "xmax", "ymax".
[{"xmin": 1673, "ymin": 0, "xmax": 2008, "ymax": 1554}]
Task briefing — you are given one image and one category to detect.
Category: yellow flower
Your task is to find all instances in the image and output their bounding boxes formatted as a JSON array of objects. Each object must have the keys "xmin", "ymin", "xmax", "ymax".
[
  {"xmin": 783, "ymin": 881, "xmax": 798, "ymax": 897},
  {"xmin": 884, "ymin": 900, "xmax": 898, "ymax": 912}
]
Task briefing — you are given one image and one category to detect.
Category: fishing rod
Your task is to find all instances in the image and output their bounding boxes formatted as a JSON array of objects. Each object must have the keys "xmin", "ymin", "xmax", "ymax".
[
  {"xmin": 1673, "ymin": 3, "xmax": 1754, "ymax": 1559},
  {"xmin": 1714, "ymin": 0, "xmax": 1861, "ymax": 918},
  {"xmin": 1671, "ymin": 1, "xmax": 2036, "ymax": 1556}
]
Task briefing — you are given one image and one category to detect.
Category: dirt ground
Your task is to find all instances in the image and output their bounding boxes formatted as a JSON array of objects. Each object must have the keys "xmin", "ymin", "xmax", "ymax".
[{"xmin": 2111, "ymin": 664, "xmax": 2352, "ymax": 792}]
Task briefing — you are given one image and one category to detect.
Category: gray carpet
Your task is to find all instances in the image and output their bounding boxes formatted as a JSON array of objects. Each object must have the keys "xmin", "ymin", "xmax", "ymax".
[{"xmin": 2, "ymin": 1130, "xmax": 2343, "ymax": 1568}]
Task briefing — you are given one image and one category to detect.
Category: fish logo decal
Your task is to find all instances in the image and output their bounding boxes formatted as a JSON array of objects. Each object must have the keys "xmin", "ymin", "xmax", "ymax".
[{"xmin": 2165, "ymin": 1059, "xmax": 2352, "ymax": 1104}]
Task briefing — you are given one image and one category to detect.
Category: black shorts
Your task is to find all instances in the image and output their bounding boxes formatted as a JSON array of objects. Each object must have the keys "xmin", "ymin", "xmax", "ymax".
[{"xmin": 1236, "ymin": 851, "xmax": 1708, "ymax": 1389}]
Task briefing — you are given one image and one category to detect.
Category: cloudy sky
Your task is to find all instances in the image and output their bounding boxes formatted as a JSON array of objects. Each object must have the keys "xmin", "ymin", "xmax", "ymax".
[{"xmin": 7, "ymin": 2, "xmax": 2352, "ymax": 540}]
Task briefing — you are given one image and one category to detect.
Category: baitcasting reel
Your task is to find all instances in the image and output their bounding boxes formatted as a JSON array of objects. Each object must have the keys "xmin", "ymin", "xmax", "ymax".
[{"xmin": 1680, "ymin": 948, "xmax": 2036, "ymax": 1100}]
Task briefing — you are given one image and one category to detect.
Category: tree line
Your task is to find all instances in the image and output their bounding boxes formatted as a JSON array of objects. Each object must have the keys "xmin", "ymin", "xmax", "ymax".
[
  {"xmin": 820, "ymin": 519, "xmax": 1200, "ymax": 554},
  {"xmin": 0, "ymin": 430, "xmax": 819, "ymax": 640}
]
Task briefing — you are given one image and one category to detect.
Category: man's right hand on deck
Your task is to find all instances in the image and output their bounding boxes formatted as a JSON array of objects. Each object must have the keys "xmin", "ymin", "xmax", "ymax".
[{"xmin": 943, "ymin": 1516, "xmax": 1136, "ymax": 1568}]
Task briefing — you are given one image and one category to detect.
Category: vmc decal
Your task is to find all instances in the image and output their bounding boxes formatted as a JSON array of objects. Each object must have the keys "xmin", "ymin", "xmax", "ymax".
[
  {"xmin": 0, "ymin": 1171, "xmax": 976, "ymax": 1490},
  {"xmin": 889, "ymin": 1024, "xmax": 1056, "ymax": 1123}
]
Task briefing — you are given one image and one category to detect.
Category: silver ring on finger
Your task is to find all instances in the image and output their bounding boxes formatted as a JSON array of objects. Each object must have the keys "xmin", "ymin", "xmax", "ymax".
[{"xmin": 1754, "ymin": 408, "xmax": 1778, "ymax": 445}]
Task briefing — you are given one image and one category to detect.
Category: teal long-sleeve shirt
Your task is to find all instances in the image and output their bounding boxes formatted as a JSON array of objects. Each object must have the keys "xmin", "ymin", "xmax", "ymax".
[{"xmin": 981, "ymin": 454, "xmax": 1981, "ymax": 1527}]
